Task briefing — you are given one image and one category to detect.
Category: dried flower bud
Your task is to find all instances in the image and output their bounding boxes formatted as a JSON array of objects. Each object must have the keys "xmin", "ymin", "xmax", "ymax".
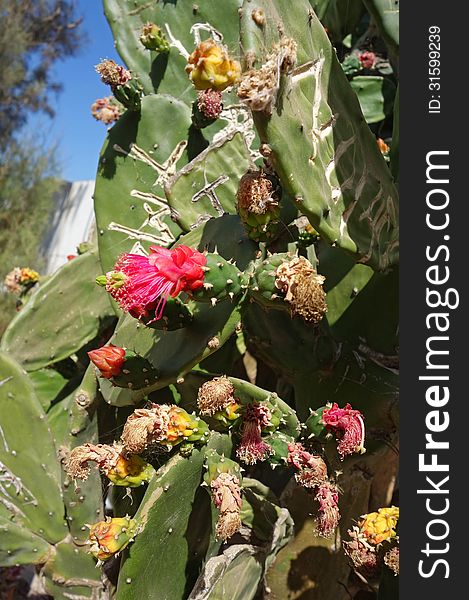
[
  {"xmin": 287, "ymin": 442, "xmax": 328, "ymax": 488},
  {"xmin": 384, "ymin": 546, "xmax": 399, "ymax": 575},
  {"xmin": 95, "ymin": 60, "xmax": 131, "ymax": 87},
  {"xmin": 197, "ymin": 89, "xmax": 223, "ymax": 119},
  {"xmin": 65, "ymin": 443, "xmax": 121, "ymax": 481},
  {"xmin": 359, "ymin": 51, "xmax": 376, "ymax": 69},
  {"xmin": 275, "ymin": 256, "xmax": 327, "ymax": 324},
  {"xmin": 211, "ymin": 472, "xmax": 243, "ymax": 541},
  {"xmin": 121, "ymin": 405, "xmax": 171, "ymax": 454},
  {"xmin": 197, "ymin": 376, "xmax": 236, "ymax": 416},
  {"xmin": 315, "ymin": 481, "xmax": 340, "ymax": 537},
  {"xmin": 91, "ymin": 96, "xmax": 123, "ymax": 125},
  {"xmin": 236, "ymin": 403, "xmax": 274, "ymax": 465}
]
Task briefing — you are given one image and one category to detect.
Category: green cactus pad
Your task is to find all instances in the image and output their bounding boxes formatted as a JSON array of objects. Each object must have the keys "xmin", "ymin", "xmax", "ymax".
[
  {"xmin": 0, "ymin": 352, "xmax": 66, "ymax": 543},
  {"xmin": 165, "ymin": 132, "xmax": 252, "ymax": 232},
  {"xmin": 94, "ymin": 95, "xmax": 192, "ymax": 274},
  {"xmin": 239, "ymin": 0, "xmax": 399, "ymax": 270},
  {"xmin": 116, "ymin": 433, "xmax": 232, "ymax": 600},
  {"xmin": 0, "ymin": 251, "xmax": 115, "ymax": 371},
  {"xmin": 103, "ymin": 0, "xmax": 243, "ymax": 99},
  {"xmin": 99, "ymin": 299, "xmax": 243, "ymax": 406}
]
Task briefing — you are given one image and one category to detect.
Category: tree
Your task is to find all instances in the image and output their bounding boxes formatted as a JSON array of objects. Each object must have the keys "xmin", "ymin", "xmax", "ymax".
[{"xmin": 0, "ymin": 0, "xmax": 83, "ymax": 146}]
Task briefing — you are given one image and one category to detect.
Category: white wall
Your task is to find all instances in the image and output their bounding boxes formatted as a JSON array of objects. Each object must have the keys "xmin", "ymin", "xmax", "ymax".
[{"xmin": 41, "ymin": 180, "xmax": 96, "ymax": 274}]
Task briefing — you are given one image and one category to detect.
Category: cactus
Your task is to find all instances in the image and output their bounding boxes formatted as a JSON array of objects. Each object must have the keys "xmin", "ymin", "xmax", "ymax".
[{"xmin": 0, "ymin": 2, "xmax": 399, "ymax": 598}]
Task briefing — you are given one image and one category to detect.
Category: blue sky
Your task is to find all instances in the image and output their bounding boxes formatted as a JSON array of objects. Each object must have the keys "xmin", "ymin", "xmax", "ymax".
[{"xmin": 37, "ymin": 2, "xmax": 121, "ymax": 182}]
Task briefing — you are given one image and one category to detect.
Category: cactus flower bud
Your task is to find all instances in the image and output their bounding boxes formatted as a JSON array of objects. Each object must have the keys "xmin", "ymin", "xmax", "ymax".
[
  {"xmin": 321, "ymin": 402, "xmax": 366, "ymax": 460},
  {"xmin": 236, "ymin": 403, "xmax": 274, "ymax": 465},
  {"xmin": 139, "ymin": 22, "xmax": 170, "ymax": 52},
  {"xmin": 106, "ymin": 245, "xmax": 206, "ymax": 322},
  {"xmin": 197, "ymin": 89, "xmax": 223, "ymax": 119},
  {"xmin": 88, "ymin": 345, "xmax": 126, "ymax": 379},
  {"xmin": 315, "ymin": 481, "xmax": 340, "ymax": 537},
  {"xmin": 95, "ymin": 60, "xmax": 131, "ymax": 86},
  {"xmin": 88, "ymin": 516, "xmax": 138, "ymax": 561},
  {"xmin": 91, "ymin": 96, "xmax": 123, "ymax": 125},
  {"xmin": 4, "ymin": 267, "xmax": 40, "ymax": 294},
  {"xmin": 287, "ymin": 442, "xmax": 328, "ymax": 488},
  {"xmin": 359, "ymin": 51, "xmax": 376, "ymax": 69},
  {"xmin": 197, "ymin": 376, "xmax": 236, "ymax": 416},
  {"xmin": 186, "ymin": 39, "xmax": 241, "ymax": 91},
  {"xmin": 275, "ymin": 256, "xmax": 327, "ymax": 324},
  {"xmin": 211, "ymin": 472, "xmax": 243, "ymax": 541}
]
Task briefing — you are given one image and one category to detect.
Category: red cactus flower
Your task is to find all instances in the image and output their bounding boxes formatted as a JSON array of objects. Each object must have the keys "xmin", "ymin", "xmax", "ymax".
[
  {"xmin": 67, "ymin": 254, "xmax": 77, "ymax": 261},
  {"xmin": 315, "ymin": 481, "xmax": 340, "ymax": 537},
  {"xmin": 236, "ymin": 403, "xmax": 273, "ymax": 465},
  {"xmin": 322, "ymin": 402, "xmax": 365, "ymax": 460},
  {"xmin": 359, "ymin": 51, "xmax": 376, "ymax": 69},
  {"xmin": 88, "ymin": 344, "xmax": 126, "ymax": 379},
  {"xmin": 107, "ymin": 245, "xmax": 206, "ymax": 320}
]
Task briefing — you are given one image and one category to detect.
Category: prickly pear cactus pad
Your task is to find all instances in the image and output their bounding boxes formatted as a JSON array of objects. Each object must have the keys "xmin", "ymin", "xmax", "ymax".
[
  {"xmin": 0, "ymin": 1, "xmax": 399, "ymax": 598},
  {"xmin": 238, "ymin": 0, "xmax": 399, "ymax": 270}
]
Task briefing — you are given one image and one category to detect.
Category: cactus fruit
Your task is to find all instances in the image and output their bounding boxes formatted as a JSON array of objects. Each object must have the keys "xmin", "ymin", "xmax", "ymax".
[
  {"xmin": 88, "ymin": 345, "xmax": 159, "ymax": 389},
  {"xmin": 191, "ymin": 253, "xmax": 243, "ymax": 304},
  {"xmin": 88, "ymin": 516, "xmax": 139, "ymax": 561},
  {"xmin": 139, "ymin": 22, "xmax": 170, "ymax": 53},
  {"xmin": 95, "ymin": 59, "xmax": 142, "ymax": 111},
  {"xmin": 249, "ymin": 253, "xmax": 327, "ymax": 324}
]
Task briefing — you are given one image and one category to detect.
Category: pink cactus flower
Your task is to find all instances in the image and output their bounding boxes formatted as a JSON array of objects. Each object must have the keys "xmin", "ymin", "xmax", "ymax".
[
  {"xmin": 322, "ymin": 402, "xmax": 366, "ymax": 460},
  {"xmin": 107, "ymin": 245, "xmax": 206, "ymax": 320},
  {"xmin": 359, "ymin": 51, "xmax": 376, "ymax": 69},
  {"xmin": 236, "ymin": 403, "xmax": 274, "ymax": 465}
]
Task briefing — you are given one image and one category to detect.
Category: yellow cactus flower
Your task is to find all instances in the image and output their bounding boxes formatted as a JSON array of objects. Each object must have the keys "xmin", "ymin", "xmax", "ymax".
[
  {"xmin": 19, "ymin": 268, "xmax": 39, "ymax": 284},
  {"xmin": 88, "ymin": 516, "xmax": 138, "ymax": 561},
  {"xmin": 186, "ymin": 39, "xmax": 241, "ymax": 91},
  {"xmin": 358, "ymin": 506, "xmax": 399, "ymax": 545}
]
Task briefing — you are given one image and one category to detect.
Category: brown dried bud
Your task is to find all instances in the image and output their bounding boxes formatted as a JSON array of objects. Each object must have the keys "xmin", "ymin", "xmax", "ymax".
[
  {"xmin": 95, "ymin": 60, "xmax": 131, "ymax": 86},
  {"xmin": 65, "ymin": 443, "xmax": 121, "ymax": 481},
  {"xmin": 237, "ymin": 170, "xmax": 279, "ymax": 216},
  {"xmin": 197, "ymin": 376, "xmax": 236, "ymax": 416},
  {"xmin": 211, "ymin": 472, "xmax": 243, "ymax": 541},
  {"xmin": 121, "ymin": 405, "xmax": 170, "ymax": 454},
  {"xmin": 275, "ymin": 256, "xmax": 327, "ymax": 324}
]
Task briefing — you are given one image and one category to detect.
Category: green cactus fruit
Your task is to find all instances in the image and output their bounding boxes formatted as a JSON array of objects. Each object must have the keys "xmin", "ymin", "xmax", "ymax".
[
  {"xmin": 249, "ymin": 252, "xmax": 327, "ymax": 325},
  {"xmin": 304, "ymin": 406, "xmax": 328, "ymax": 440},
  {"xmin": 191, "ymin": 253, "xmax": 243, "ymax": 304},
  {"xmin": 236, "ymin": 169, "xmax": 282, "ymax": 242},
  {"xmin": 139, "ymin": 22, "xmax": 170, "ymax": 53}
]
